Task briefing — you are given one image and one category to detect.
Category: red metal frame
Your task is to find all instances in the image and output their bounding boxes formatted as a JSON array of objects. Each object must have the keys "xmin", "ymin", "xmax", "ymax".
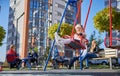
[
  {"xmin": 104, "ymin": 37, "xmax": 120, "ymax": 47},
  {"xmin": 104, "ymin": 0, "xmax": 120, "ymax": 48},
  {"xmin": 109, "ymin": 0, "xmax": 112, "ymax": 47},
  {"xmin": 83, "ymin": 0, "xmax": 92, "ymax": 32}
]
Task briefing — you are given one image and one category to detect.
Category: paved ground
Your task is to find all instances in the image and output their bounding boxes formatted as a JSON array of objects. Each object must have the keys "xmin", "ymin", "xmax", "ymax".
[{"xmin": 0, "ymin": 69, "xmax": 120, "ymax": 76}]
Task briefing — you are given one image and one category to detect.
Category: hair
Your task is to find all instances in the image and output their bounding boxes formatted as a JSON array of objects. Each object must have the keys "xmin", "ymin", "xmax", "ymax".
[
  {"xmin": 75, "ymin": 24, "xmax": 83, "ymax": 29},
  {"xmin": 10, "ymin": 44, "xmax": 15, "ymax": 49}
]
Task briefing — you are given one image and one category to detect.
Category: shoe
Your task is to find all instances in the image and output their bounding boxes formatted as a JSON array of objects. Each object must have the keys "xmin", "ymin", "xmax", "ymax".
[
  {"xmin": 68, "ymin": 65, "xmax": 71, "ymax": 69},
  {"xmin": 54, "ymin": 32, "xmax": 64, "ymax": 47},
  {"xmin": 84, "ymin": 67, "xmax": 89, "ymax": 69},
  {"xmin": 54, "ymin": 32, "xmax": 61, "ymax": 40}
]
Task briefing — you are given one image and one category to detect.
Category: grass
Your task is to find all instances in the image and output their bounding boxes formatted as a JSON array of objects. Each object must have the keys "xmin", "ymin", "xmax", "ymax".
[
  {"xmin": 1, "ymin": 64, "xmax": 120, "ymax": 71},
  {"xmin": 2, "ymin": 66, "xmax": 53, "ymax": 71}
]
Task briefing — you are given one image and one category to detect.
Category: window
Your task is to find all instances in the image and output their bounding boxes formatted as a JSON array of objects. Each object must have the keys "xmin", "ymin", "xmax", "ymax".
[
  {"xmin": 55, "ymin": 3, "xmax": 65, "ymax": 9},
  {"xmin": 14, "ymin": 0, "xmax": 16, "ymax": 4},
  {"xmin": 58, "ymin": 3, "xmax": 65, "ymax": 9},
  {"xmin": 57, "ymin": 12, "xmax": 62, "ymax": 16}
]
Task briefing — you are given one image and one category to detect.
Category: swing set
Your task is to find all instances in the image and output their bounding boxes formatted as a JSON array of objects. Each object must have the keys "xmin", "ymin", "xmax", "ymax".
[{"xmin": 44, "ymin": 0, "xmax": 120, "ymax": 71}]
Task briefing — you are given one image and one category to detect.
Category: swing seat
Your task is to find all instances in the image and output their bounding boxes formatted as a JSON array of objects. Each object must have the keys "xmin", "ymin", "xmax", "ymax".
[{"xmin": 66, "ymin": 39, "xmax": 86, "ymax": 50}]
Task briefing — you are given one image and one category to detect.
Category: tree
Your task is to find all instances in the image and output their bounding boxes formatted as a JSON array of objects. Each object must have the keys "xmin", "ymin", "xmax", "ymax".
[
  {"xmin": 48, "ymin": 23, "xmax": 73, "ymax": 39},
  {"xmin": 0, "ymin": 26, "xmax": 6, "ymax": 46},
  {"xmin": 93, "ymin": 7, "xmax": 120, "ymax": 33},
  {"xmin": 88, "ymin": 31, "xmax": 103, "ymax": 48}
]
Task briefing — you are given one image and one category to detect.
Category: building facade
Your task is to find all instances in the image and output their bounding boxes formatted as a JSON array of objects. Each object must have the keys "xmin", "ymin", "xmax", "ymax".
[
  {"xmin": 7, "ymin": 0, "xmax": 48, "ymax": 58},
  {"xmin": 28, "ymin": 0, "xmax": 48, "ymax": 56},
  {"xmin": 47, "ymin": 0, "xmax": 77, "ymax": 58},
  {"xmin": 48, "ymin": 0, "xmax": 76, "ymax": 26},
  {"xmin": 7, "ymin": 0, "xmax": 25, "ymax": 54},
  {"xmin": 104, "ymin": 0, "xmax": 120, "ymax": 46},
  {"xmin": 47, "ymin": 0, "xmax": 77, "ymax": 45},
  {"xmin": 7, "ymin": 0, "xmax": 77, "ymax": 58}
]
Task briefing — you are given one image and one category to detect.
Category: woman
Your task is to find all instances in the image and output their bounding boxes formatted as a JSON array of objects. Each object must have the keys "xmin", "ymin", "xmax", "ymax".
[{"xmin": 6, "ymin": 45, "xmax": 21, "ymax": 68}]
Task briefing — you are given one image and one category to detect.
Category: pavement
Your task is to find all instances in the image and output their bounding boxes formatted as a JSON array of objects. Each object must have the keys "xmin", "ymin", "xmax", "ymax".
[{"xmin": 0, "ymin": 69, "xmax": 120, "ymax": 76}]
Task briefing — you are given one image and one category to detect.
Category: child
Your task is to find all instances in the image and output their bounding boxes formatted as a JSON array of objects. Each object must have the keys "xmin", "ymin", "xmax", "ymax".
[{"xmin": 55, "ymin": 24, "xmax": 88, "ymax": 48}]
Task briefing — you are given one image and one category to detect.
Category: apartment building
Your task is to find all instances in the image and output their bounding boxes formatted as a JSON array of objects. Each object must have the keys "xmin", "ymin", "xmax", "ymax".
[{"xmin": 7, "ymin": 0, "xmax": 77, "ymax": 58}]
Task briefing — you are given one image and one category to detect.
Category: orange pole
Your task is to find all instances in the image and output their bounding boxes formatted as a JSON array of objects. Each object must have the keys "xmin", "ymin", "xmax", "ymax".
[{"xmin": 21, "ymin": 0, "xmax": 30, "ymax": 58}]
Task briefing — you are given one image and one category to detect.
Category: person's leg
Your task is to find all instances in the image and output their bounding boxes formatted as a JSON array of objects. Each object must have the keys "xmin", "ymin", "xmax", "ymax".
[
  {"xmin": 89, "ymin": 53, "xmax": 98, "ymax": 58},
  {"xmin": 85, "ymin": 58, "xmax": 89, "ymax": 68},
  {"xmin": 35, "ymin": 58, "xmax": 38, "ymax": 65},
  {"xmin": 69, "ymin": 56, "xmax": 79, "ymax": 69},
  {"xmin": 15, "ymin": 58, "xmax": 22, "ymax": 69},
  {"xmin": 84, "ymin": 53, "xmax": 98, "ymax": 68},
  {"xmin": 54, "ymin": 32, "xmax": 72, "ymax": 46}
]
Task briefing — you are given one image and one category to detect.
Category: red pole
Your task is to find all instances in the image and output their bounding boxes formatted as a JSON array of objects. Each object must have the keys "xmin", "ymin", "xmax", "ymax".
[
  {"xmin": 83, "ymin": 0, "xmax": 92, "ymax": 32},
  {"xmin": 71, "ymin": 0, "xmax": 82, "ymax": 37},
  {"xmin": 109, "ymin": 0, "xmax": 112, "ymax": 46}
]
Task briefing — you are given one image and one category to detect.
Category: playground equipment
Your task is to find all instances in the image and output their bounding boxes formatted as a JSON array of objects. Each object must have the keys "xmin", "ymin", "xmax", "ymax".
[
  {"xmin": 104, "ymin": 0, "xmax": 120, "ymax": 49},
  {"xmin": 44, "ymin": 0, "xmax": 118, "ymax": 71},
  {"xmin": 44, "ymin": 0, "xmax": 92, "ymax": 71}
]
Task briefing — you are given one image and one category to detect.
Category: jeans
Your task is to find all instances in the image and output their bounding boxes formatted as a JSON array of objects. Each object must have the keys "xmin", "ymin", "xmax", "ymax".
[
  {"xmin": 85, "ymin": 52, "xmax": 98, "ymax": 67},
  {"xmin": 69, "ymin": 52, "xmax": 98, "ymax": 68},
  {"xmin": 69, "ymin": 56, "xmax": 79, "ymax": 68}
]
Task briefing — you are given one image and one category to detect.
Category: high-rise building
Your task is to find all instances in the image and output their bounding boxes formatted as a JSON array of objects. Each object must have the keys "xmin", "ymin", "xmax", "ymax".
[
  {"xmin": 48, "ymin": 0, "xmax": 76, "ymax": 27},
  {"xmin": 47, "ymin": 0, "xmax": 77, "ymax": 58},
  {"xmin": 104, "ymin": 0, "xmax": 120, "ymax": 46},
  {"xmin": 7, "ymin": 0, "xmax": 48, "ymax": 58},
  {"xmin": 7, "ymin": 0, "xmax": 77, "ymax": 58},
  {"xmin": 7, "ymin": 0, "xmax": 27, "ymax": 57},
  {"xmin": 47, "ymin": 0, "xmax": 76, "ymax": 45}
]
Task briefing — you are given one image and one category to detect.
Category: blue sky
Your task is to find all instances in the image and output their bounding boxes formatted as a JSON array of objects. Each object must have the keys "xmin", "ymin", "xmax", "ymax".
[
  {"xmin": 81, "ymin": 0, "xmax": 105, "ymax": 47},
  {"xmin": 0, "ymin": 0, "xmax": 105, "ymax": 62},
  {"xmin": 0, "ymin": 0, "xmax": 9, "ymax": 62}
]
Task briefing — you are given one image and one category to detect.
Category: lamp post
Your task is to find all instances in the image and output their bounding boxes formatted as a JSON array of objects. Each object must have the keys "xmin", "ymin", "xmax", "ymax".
[{"xmin": 15, "ymin": 12, "xmax": 25, "ymax": 51}]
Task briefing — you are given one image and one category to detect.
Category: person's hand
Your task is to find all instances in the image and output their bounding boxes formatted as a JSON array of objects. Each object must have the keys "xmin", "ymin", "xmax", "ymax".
[{"xmin": 96, "ymin": 54, "xmax": 99, "ymax": 57}]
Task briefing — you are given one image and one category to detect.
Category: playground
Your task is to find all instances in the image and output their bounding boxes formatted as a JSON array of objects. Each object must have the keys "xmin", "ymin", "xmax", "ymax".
[{"xmin": 0, "ymin": 0, "xmax": 120, "ymax": 76}]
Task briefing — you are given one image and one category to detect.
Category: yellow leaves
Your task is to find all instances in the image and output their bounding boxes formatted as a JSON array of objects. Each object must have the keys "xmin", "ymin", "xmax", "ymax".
[
  {"xmin": 48, "ymin": 23, "xmax": 73, "ymax": 40},
  {"xmin": 93, "ymin": 7, "xmax": 120, "ymax": 32}
]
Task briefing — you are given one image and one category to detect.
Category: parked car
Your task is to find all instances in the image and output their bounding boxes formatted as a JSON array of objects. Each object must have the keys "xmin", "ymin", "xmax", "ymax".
[{"xmin": 88, "ymin": 59, "xmax": 109, "ymax": 65}]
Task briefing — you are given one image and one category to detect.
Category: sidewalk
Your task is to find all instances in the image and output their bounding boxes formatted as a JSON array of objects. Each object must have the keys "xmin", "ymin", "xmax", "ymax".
[{"xmin": 0, "ymin": 69, "xmax": 120, "ymax": 76}]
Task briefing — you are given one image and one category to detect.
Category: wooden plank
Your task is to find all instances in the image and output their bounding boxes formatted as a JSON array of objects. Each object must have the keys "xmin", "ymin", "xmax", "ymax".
[{"xmin": 104, "ymin": 48, "xmax": 118, "ymax": 58}]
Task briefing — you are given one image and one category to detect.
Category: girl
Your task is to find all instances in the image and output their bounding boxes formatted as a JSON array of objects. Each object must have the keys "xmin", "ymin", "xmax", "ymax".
[{"xmin": 55, "ymin": 24, "xmax": 88, "ymax": 48}]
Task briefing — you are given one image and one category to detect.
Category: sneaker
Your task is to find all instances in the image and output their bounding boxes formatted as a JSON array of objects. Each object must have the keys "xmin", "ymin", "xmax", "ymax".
[
  {"xmin": 68, "ymin": 65, "xmax": 71, "ymax": 69},
  {"xmin": 84, "ymin": 67, "xmax": 89, "ymax": 69},
  {"xmin": 54, "ymin": 32, "xmax": 61, "ymax": 40},
  {"xmin": 68, "ymin": 66, "xmax": 71, "ymax": 69},
  {"xmin": 54, "ymin": 32, "xmax": 64, "ymax": 47}
]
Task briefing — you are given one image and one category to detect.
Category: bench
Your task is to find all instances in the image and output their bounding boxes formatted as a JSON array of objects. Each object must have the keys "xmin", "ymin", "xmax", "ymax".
[
  {"xmin": 104, "ymin": 48, "xmax": 118, "ymax": 69},
  {"xmin": 84, "ymin": 48, "xmax": 118, "ymax": 69},
  {"xmin": 90, "ymin": 48, "xmax": 118, "ymax": 69}
]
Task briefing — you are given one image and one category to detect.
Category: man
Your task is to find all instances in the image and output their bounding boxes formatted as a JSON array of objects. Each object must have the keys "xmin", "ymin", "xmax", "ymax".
[
  {"xmin": 6, "ymin": 45, "xmax": 21, "ymax": 69},
  {"xmin": 84, "ymin": 40, "xmax": 99, "ymax": 68},
  {"xmin": 68, "ymin": 40, "xmax": 99, "ymax": 69}
]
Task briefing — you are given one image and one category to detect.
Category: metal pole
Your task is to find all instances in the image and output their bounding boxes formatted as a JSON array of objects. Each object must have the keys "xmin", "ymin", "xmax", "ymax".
[
  {"xmin": 83, "ymin": 0, "xmax": 92, "ymax": 31},
  {"xmin": 109, "ymin": 0, "xmax": 112, "ymax": 47},
  {"xmin": 43, "ymin": 1, "xmax": 70, "ymax": 71}
]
